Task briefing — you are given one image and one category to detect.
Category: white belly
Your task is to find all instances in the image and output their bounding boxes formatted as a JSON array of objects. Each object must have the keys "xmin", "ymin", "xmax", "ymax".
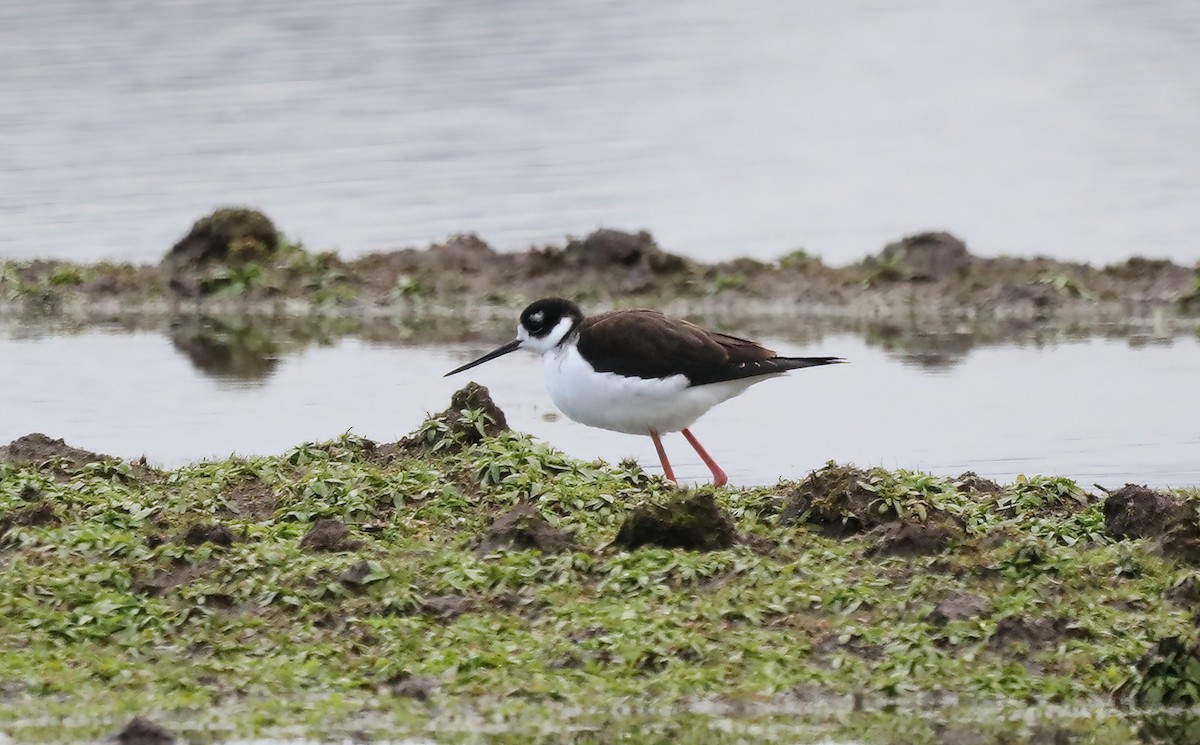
[{"xmin": 541, "ymin": 346, "xmax": 770, "ymax": 435}]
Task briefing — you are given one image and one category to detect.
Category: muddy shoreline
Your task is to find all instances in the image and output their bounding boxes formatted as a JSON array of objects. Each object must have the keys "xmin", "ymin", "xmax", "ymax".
[
  {"xmin": 3, "ymin": 384, "xmax": 1200, "ymax": 743},
  {"xmin": 2, "ymin": 211, "xmax": 1197, "ymax": 341}
]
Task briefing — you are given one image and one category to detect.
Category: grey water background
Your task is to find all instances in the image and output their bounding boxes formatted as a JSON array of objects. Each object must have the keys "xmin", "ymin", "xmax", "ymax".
[
  {"xmin": 2, "ymin": 0, "xmax": 1200, "ymax": 265},
  {"xmin": 2, "ymin": 326, "xmax": 1197, "ymax": 487}
]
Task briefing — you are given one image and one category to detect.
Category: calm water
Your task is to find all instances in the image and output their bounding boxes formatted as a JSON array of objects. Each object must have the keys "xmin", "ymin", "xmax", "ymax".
[
  {"xmin": 2, "ymin": 1, "xmax": 1200, "ymax": 265},
  {"xmin": 2, "ymin": 326, "xmax": 1196, "ymax": 487}
]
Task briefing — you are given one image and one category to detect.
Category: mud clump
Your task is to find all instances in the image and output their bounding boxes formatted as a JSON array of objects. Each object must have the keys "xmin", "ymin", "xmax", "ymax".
[
  {"xmin": 400, "ymin": 382, "xmax": 509, "ymax": 453},
  {"xmin": 872, "ymin": 231, "xmax": 972, "ymax": 281},
  {"xmin": 300, "ymin": 518, "xmax": 363, "ymax": 553},
  {"xmin": 866, "ymin": 519, "xmax": 963, "ymax": 557},
  {"xmin": 0, "ymin": 501, "xmax": 62, "ymax": 545},
  {"xmin": 1168, "ymin": 575, "xmax": 1200, "ymax": 605},
  {"xmin": 137, "ymin": 564, "xmax": 202, "ymax": 596},
  {"xmin": 0, "ymin": 433, "xmax": 111, "ymax": 471},
  {"xmin": 383, "ymin": 673, "xmax": 440, "ymax": 700},
  {"xmin": 179, "ymin": 522, "xmax": 235, "ymax": 548},
  {"xmin": 422, "ymin": 234, "xmax": 502, "ymax": 274},
  {"xmin": 814, "ymin": 633, "xmax": 882, "ymax": 663},
  {"xmin": 421, "ymin": 594, "xmax": 470, "ymax": 621},
  {"xmin": 530, "ymin": 229, "xmax": 689, "ymax": 293},
  {"xmin": 473, "ymin": 504, "xmax": 575, "ymax": 556},
  {"xmin": 116, "ymin": 716, "xmax": 175, "ymax": 745},
  {"xmin": 1114, "ymin": 636, "xmax": 1200, "ymax": 707},
  {"xmin": 928, "ymin": 591, "xmax": 989, "ymax": 625},
  {"xmin": 1103, "ymin": 484, "xmax": 1189, "ymax": 540},
  {"xmin": 1103, "ymin": 484, "xmax": 1200, "ymax": 563},
  {"xmin": 987, "ymin": 615, "xmax": 1078, "ymax": 650},
  {"xmin": 162, "ymin": 206, "xmax": 279, "ymax": 270},
  {"xmin": 338, "ymin": 560, "xmax": 373, "ymax": 588},
  {"xmin": 779, "ymin": 463, "xmax": 886, "ymax": 535},
  {"xmin": 780, "ymin": 464, "xmax": 962, "ymax": 554},
  {"xmin": 564, "ymin": 229, "xmax": 686, "ymax": 271},
  {"xmin": 957, "ymin": 471, "xmax": 1003, "ymax": 496},
  {"xmin": 224, "ymin": 478, "xmax": 278, "ymax": 520},
  {"xmin": 612, "ymin": 492, "xmax": 737, "ymax": 552}
]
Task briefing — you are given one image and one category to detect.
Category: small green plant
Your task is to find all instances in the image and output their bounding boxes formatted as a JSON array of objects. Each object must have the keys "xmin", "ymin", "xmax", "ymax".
[
  {"xmin": 1037, "ymin": 272, "xmax": 1092, "ymax": 299},
  {"xmin": 778, "ymin": 248, "xmax": 821, "ymax": 271},
  {"xmin": 0, "ymin": 261, "xmax": 20, "ymax": 299},
  {"xmin": 389, "ymin": 274, "xmax": 428, "ymax": 301},
  {"xmin": 863, "ymin": 248, "xmax": 906, "ymax": 286},
  {"xmin": 200, "ymin": 263, "xmax": 264, "ymax": 297},
  {"xmin": 707, "ymin": 272, "xmax": 747, "ymax": 295},
  {"xmin": 47, "ymin": 265, "xmax": 84, "ymax": 286},
  {"xmin": 1000, "ymin": 474, "xmax": 1087, "ymax": 513}
]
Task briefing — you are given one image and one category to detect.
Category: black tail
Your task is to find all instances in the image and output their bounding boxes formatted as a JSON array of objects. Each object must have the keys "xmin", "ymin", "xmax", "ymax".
[
  {"xmin": 695, "ymin": 356, "xmax": 845, "ymax": 385},
  {"xmin": 774, "ymin": 356, "xmax": 845, "ymax": 371}
]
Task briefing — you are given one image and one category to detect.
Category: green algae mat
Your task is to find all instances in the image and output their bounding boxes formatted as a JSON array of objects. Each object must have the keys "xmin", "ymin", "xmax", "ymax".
[{"xmin": 3, "ymin": 390, "xmax": 1200, "ymax": 744}]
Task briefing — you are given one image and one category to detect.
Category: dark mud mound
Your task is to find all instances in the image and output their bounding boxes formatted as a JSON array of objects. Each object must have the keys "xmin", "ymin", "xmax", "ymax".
[
  {"xmin": 1103, "ymin": 484, "xmax": 1200, "ymax": 562},
  {"xmin": 414, "ymin": 234, "xmax": 503, "ymax": 275},
  {"xmin": 179, "ymin": 522, "xmax": 236, "ymax": 548},
  {"xmin": 779, "ymin": 464, "xmax": 887, "ymax": 536},
  {"xmin": 612, "ymin": 492, "xmax": 737, "ymax": 552},
  {"xmin": 871, "ymin": 231, "xmax": 972, "ymax": 281},
  {"xmin": 928, "ymin": 591, "xmax": 989, "ymax": 625},
  {"xmin": 136, "ymin": 563, "xmax": 205, "ymax": 597},
  {"xmin": 0, "ymin": 501, "xmax": 62, "ymax": 545},
  {"xmin": 1103, "ymin": 484, "xmax": 1189, "ymax": 539},
  {"xmin": 473, "ymin": 504, "xmax": 575, "ymax": 556},
  {"xmin": 524, "ymin": 229, "xmax": 689, "ymax": 293},
  {"xmin": 116, "ymin": 716, "xmax": 175, "ymax": 745},
  {"xmin": 421, "ymin": 594, "xmax": 471, "ymax": 621},
  {"xmin": 224, "ymin": 478, "xmax": 278, "ymax": 520},
  {"xmin": 987, "ymin": 615, "xmax": 1080, "ymax": 650},
  {"xmin": 0, "ymin": 433, "xmax": 112, "ymax": 471},
  {"xmin": 162, "ymin": 206, "xmax": 279, "ymax": 270},
  {"xmin": 957, "ymin": 471, "xmax": 1003, "ymax": 496},
  {"xmin": 399, "ymin": 382, "xmax": 509, "ymax": 453},
  {"xmin": 781, "ymin": 464, "xmax": 963, "ymax": 554},
  {"xmin": 1114, "ymin": 636, "xmax": 1200, "ymax": 707},
  {"xmin": 865, "ymin": 520, "xmax": 962, "ymax": 557},
  {"xmin": 560, "ymin": 229, "xmax": 687, "ymax": 287},
  {"xmin": 300, "ymin": 518, "xmax": 363, "ymax": 553},
  {"xmin": 383, "ymin": 673, "xmax": 440, "ymax": 700}
]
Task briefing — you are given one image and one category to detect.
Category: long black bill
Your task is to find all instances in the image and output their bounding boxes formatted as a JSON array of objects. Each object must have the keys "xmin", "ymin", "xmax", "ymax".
[{"xmin": 444, "ymin": 338, "xmax": 522, "ymax": 376}]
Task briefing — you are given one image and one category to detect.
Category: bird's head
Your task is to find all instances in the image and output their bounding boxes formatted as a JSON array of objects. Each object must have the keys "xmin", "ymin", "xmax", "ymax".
[{"xmin": 444, "ymin": 298, "xmax": 584, "ymax": 376}]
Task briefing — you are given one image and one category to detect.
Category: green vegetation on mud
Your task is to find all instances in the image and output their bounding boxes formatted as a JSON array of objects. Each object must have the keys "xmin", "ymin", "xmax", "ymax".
[{"xmin": 3, "ymin": 396, "xmax": 1200, "ymax": 743}]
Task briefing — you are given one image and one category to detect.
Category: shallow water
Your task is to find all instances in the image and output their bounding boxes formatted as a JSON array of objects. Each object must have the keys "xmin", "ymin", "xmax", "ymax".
[
  {"xmin": 2, "ymin": 325, "xmax": 1196, "ymax": 487},
  {"xmin": 2, "ymin": 1, "xmax": 1199, "ymax": 264}
]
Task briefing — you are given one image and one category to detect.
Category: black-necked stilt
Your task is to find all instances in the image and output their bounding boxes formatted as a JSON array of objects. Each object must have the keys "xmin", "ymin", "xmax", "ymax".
[{"xmin": 445, "ymin": 298, "xmax": 843, "ymax": 487}]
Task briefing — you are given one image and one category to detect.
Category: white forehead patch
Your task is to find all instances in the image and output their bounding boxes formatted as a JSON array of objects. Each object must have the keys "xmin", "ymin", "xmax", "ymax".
[{"xmin": 529, "ymin": 310, "xmax": 545, "ymax": 325}]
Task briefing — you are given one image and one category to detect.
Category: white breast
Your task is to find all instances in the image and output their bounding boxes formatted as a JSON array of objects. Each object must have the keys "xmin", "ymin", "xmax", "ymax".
[{"xmin": 541, "ymin": 344, "xmax": 771, "ymax": 435}]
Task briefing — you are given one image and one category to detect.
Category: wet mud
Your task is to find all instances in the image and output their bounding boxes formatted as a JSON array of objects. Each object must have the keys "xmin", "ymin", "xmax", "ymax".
[
  {"xmin": 473, "ymin": 503, "xmax": 576, "ymax": 556},
  {"xmin": 612, "ymin": 491, "xmax": 739, "ymax": 551}
]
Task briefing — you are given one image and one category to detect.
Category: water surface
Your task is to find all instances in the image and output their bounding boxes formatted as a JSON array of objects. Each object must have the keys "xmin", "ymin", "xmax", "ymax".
[
  {"xmin": 2, "ymin": 326, "xmax": 1196, "ymax": 487},
  {"xmin": 1, "ymin": 1, "xmax": 1199, "ymax": 264}
]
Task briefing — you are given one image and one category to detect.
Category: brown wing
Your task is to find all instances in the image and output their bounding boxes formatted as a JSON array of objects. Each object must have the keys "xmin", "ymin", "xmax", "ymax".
[{"xmin": 576, "ymin": 309, "xmax": 780, "ymax": 385}]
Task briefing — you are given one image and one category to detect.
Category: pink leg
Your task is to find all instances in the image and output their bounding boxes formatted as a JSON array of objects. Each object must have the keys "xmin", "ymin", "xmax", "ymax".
[
  {"xmin": 648, "ymin": 430, "xmax": 677, "ymax": 484},
  {"xmin": 681, "ymin": 428, "xmax": 728, "ymax": 487}
]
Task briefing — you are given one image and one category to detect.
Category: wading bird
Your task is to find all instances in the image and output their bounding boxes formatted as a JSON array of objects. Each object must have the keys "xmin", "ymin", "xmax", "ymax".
[{"xmin": 445, "ymin": 298, "xmax": 842, "ymax": 486}]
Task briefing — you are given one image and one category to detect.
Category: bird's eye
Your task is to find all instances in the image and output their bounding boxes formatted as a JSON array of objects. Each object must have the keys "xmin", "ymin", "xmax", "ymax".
[{"xmin": 525, "ymin": 310, "xmax": 546, "ymax": 334}]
